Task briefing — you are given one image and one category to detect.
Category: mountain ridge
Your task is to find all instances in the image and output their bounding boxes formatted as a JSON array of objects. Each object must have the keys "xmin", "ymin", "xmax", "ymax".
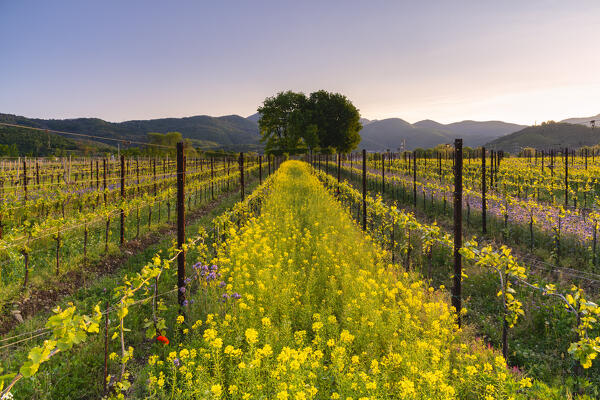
[
  {"xmin": 486, "ymin": 122, "xmax": 600, "ymax": 152},
  {"xmin": 560, "ymin": 113, "xmax": 600, "ymax": 126},
  {"xmin": 0, "ymin": 113, "xmax": 262, "ymax": 152},
  {"xmin": 4, "ymin": 110, "xmax": 597, "ymax": 155},
  {"xmin": 246, "ymin": 113, "xmax": 527, "ymax": 151},
  {"xmin": 358, "ymin": 118, "xmax": 526, "ymax": 150}
]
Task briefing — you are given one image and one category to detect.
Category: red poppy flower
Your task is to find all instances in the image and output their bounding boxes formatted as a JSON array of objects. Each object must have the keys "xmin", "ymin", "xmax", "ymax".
[{"xmin": 156, "ymin": 335, "xmax": 169, "ymax": 345}]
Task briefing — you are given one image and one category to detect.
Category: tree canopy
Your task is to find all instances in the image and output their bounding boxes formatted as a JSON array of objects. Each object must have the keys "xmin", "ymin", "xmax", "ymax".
[
  {"xmin": 146, "ymin": 132, "xmax": 197, "ymax": 157},
  {"xmin": 257, "ymin": 90, "xmax": 362, "ymax": 154}
]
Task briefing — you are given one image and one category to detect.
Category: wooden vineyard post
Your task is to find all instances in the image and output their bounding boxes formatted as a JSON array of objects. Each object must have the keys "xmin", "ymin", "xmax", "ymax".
[
  {"xmin": 22, "ymin": 250, "xmax": 29, "ymax": 288},
  {"xmin": 259, "ymin": 155, "xmax": 262, "ymax": 184},
  {"xmin": 135, "ymin": 158, "xmax": 140, "ymax": 237},
  {"xmin": 502, "ymin": 271, "xmax": 509, "ymax": 360},
  {"xmin": 153, "ymin": 159, "xmax": 157, "ymax": 196},
  {"xmin": 541, "ymin": 150, "xmax": 544, "ymax": 174},
  {"xmin": 381, "ymin": 152, "xmax": 385, "ymax": 195},
  {"xmin": 362, "ymin": 149, "xmax": 367, "ymax": 231},
  {"xmin": 240, "ymin": 152, "xmax": 245, "ymax": 201},
  {"xmin": 120, "ymin": 155, "xmax": 125, "ymax": 245},
  {"xmin": 453, "ymin": 138, "xmax": 463, "ymax": 327},
  {"xmin": 482, "ymin": 147, "xmax": 487, "ymax": 234},
  {"xmin": 88, "ymin": 159, "xmax": 93, "ymax": 189},
  {"xmin": 490, "ymin": 150, "xmax": 494, "ymax": 189},
  {"xmin": 36, "ymin": 159, "xmax": 40, "ymax": 185},
  {"xmin": 103, "ymin": 158, "xmax": 107, "ymax": 206},
  {"xmin": 55, "ymin": 232, "xmax": 61, "ymax": 275},
  {"xmin": 22, "ymin": 158, "xmax": 27, "ymax": 202},
  {"xmin": 564, "ymin": 147, "xmax": 569, "ymax": 207},
  {"xmin": 337, "ymin": 153, "xmax": 341, "ymax": 195},
  {"xmin": 438, "ymin": 152, "xmax": 442, "ymax": 182},
  {"xmin": 176, "ymin": 142, "xmax": 186, "ymax": 312},
  {"xmin": 225, "ymin": 157, "xmax": 229, "ymax": 191},
  {"xmin": 210, "ymin": 157, "xmax": 214, "ymax": 201},
  {"xmin": 413, "ymin": 151, "xmax": 417, "ymax": 207}
]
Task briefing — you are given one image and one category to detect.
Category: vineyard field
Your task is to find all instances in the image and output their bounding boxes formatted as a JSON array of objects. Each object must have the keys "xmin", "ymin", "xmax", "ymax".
[
  {"xmin": 3, "ymin": 2, "xmax": 595, "ymax": 399},
  {"xmin": 0, "ymin": 150, "xmax": 599, "ymax": 399},
  {"xmin": 317, "ymin": 149, "xmax": 600, "ymax": 397},
  {"xmin": 142, "ymin": 161, "xmax": 534, "ymax": 399}
]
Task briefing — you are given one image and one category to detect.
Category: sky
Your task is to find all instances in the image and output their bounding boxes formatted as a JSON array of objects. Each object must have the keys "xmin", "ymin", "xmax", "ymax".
[{"xmin": 1, "ymin": 1, "xmax": 599, "ymax": 125}]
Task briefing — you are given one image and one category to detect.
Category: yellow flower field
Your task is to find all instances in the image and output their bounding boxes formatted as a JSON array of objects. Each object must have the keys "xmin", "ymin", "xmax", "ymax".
[{"xmin": 145, "ymin": 161, "xmax": 531, "ymax": 399}]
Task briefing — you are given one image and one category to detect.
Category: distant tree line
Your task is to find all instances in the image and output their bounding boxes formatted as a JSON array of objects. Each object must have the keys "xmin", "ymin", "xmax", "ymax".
[
  {"xmin": 257, "ymin": 90, "xmax": 362, "ymax": 155},
  {"xmin": 409, "ymin": 144, "xmax": 475, "ymax": 158},
  {"xmin": 0, "ymin": 125, "xmax": 80, "ymax": 156}
]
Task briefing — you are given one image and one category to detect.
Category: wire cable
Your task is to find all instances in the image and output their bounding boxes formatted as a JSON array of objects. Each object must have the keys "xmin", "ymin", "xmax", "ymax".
[{"xmin": 0, "ymin": 123, "xmax": 172, "ymax": 149}]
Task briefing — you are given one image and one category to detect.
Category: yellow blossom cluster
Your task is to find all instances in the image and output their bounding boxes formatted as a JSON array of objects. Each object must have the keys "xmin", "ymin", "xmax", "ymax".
[{"xmin": 145, "ymin": 161, "xmax": 534, "ymax": 399}]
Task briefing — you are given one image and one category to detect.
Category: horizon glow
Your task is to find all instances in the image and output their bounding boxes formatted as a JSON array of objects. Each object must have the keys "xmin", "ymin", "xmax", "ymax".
[{"xmin": 1, "ymin": 1, "xmax": 599, "ymax": 126}]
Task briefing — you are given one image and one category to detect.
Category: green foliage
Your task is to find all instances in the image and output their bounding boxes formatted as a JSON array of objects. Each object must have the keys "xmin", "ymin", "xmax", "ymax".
[
  {"xmin": 257, "ymin": 90, "xmax": 362, "ymax": 155},
  {"xmin": 257, "ymin": 91, "xmax": 308, "ymax": 154},
  {"xmin": 307, "ymin": 90, "xmax": 362, "ymax": 153},
  {"xmin": 0, "ymin": 125, "xmax": 113, "ymax": 156},
  {"xmin": 0, "ymin": 183, "xmax": 257, "ymax": 399},
  {"xmin": 0, "ymin": 303, "xmax": 102, "ymax": 397},
  {"xmin": 145, "ymin": 132, "xmax": 197, "ymax": 157}
]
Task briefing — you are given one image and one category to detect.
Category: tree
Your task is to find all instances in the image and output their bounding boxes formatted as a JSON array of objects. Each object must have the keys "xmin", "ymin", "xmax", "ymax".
[
  {"xmin": 146, "ymin": 132, "xmax": 196, "ymax": 157},
  {"xmin": 307, "ymin": 90, "xmax": 362, "ymax": 154},
  {"xmin": 257, "ymin": 90, "xmax": 362, "ymax": 155},
  {"xmin": 257, "ymin": 91, "xmax": 308, "ymax": 155}
]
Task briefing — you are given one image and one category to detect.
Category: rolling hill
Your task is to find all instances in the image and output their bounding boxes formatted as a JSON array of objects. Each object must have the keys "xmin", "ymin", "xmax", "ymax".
[
  {"xmin": 359, "ymin": 118, "xmax": 448, "ymax": 150},
  {"xmin": 486, "ymin": 122, "xmax": 600, "ymax": 152},
  {"xmin": 560, "ymin": 113, "xmax": 599, "ymax": 126},
  {"xmin": 249, "ymin": 112, "xmax": 524, "ymax": 151},
  {"xmin": 246, "ymin": 112, "xmax": 261, "ymax": 124},
  {"xmin": 359, "ymin": 118, "xmax": 525, "ymax": 150},
  {"xmin": 0, "ymin": 124, "xmax": 115, "ymax": 156},
  {"xmin": 0, "ymin": 113, "xmax": 262, "ymax": 152},
  {"xmin": 8, "ymin": 109, "xmax": 596, "ymax": 156}
]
